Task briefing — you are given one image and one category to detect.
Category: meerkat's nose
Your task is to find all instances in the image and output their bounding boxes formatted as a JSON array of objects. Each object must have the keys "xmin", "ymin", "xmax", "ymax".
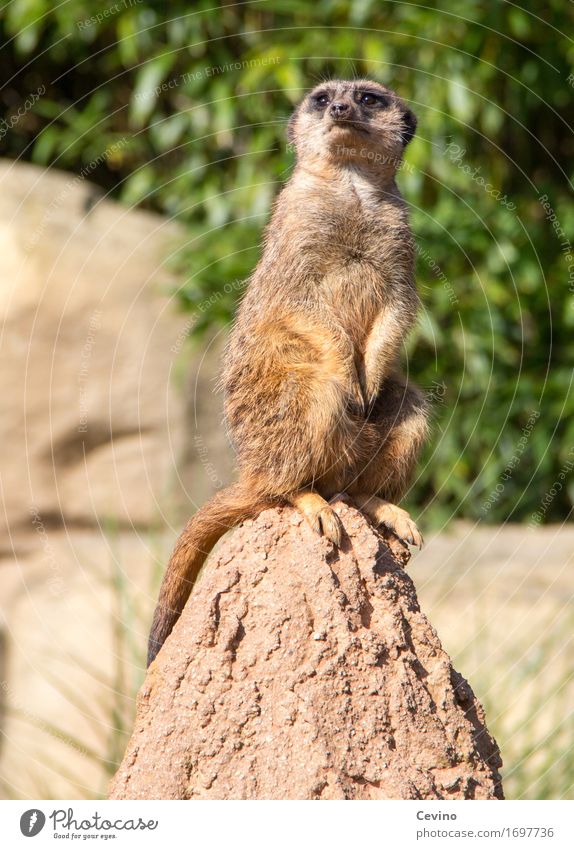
[{"xmin": 330, "ymin": 101, "xmax": 351, "ymax": 118}]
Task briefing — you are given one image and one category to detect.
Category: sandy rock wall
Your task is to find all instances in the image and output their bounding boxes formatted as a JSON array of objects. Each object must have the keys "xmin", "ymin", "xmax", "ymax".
[{"xmin": 0, "ymin": 160, "xmax": 233, "ymax": 798}]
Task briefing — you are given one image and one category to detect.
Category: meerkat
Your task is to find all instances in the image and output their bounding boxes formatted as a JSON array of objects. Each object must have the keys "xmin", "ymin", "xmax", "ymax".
[{"xmin": 148, "ymin": 79, "xmax": 429, "ymax": 666}]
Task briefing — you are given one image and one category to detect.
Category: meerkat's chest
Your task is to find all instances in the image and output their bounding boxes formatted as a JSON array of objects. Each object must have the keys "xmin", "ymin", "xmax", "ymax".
[
  {"xmin": 317, "ymin": 205, "xmax": 403, "ymax": 279},
  {"xmin": 315, "ymin": 196, "xmax": 412, "ymax": 337},
  {"xmin": 348, "ymin": 171, "xmax": 384, "ymax": 212}
]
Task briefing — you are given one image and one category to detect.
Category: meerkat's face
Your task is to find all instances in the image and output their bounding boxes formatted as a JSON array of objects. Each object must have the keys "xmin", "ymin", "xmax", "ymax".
[{"xmin": 287, "ymin": 79, "xmax": 417, "ymax": 171}]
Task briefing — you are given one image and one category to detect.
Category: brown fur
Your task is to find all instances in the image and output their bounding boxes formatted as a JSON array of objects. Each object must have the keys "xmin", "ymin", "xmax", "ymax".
[{"xmin": 148, "ymin": 80, "xmax": 429, "ymax": 666}]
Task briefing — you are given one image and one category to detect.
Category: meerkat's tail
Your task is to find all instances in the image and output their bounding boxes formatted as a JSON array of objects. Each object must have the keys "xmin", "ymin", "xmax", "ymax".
[{"xmin": 147, "ymin": 481, "xmax": 273, "ymax": 666}]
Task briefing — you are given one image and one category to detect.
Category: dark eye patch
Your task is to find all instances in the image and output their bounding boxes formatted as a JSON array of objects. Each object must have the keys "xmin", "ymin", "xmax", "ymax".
[
  {"xmin": 310, "ymin": 91, "xmax": 331, "ymax": 109},
  {"xmin": 355, "ymin": 90, "xmax": 389, "ymax": 107}
]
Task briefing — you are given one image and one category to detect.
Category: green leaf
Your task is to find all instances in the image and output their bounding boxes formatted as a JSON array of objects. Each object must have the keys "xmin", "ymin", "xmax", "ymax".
[{"xmin": 130, "ymin": 53, "xmax": 176, "ymax": 127}]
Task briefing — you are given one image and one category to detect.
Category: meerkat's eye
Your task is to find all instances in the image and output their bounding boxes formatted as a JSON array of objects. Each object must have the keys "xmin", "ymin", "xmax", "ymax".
[
  {"xmin": 313, "ymin": 92, "xmax": 330, "ymax": 107},
  {"xmin": 358, "ymin": 92, "xmax": 379, "ymax": 106}
]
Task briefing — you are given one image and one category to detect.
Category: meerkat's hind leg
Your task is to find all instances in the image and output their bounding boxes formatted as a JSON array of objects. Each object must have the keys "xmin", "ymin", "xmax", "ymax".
[
  {"xmin": 352, "ymin": 493, "xmax": 423, "ymax": 548},
  {"xmin": 288, "ymin": 489, "xmax": 343, "ymax": 546}
]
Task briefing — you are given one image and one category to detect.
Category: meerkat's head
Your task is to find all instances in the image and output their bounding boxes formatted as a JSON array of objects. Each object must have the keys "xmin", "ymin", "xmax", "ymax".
[{"xmin": 287, "ymin": 79, "xmax": 417, "ymax": 174}]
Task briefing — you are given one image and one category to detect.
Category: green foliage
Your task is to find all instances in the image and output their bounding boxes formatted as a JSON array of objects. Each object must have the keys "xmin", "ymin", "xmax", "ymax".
[{"xmin": 1, "ymin": 0, "xmax": 573, "ymax": 524}]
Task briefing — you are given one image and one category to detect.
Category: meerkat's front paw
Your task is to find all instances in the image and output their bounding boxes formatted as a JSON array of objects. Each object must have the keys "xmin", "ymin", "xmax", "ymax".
[{"xmin": 353, "ymin": 495, "xmax": 423, "ymax": 548}]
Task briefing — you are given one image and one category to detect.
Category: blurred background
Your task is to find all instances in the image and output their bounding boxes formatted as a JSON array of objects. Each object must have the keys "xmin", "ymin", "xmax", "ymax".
[{"xmin": 0, "ymin": 0, "xmax": 572, "ymax": 800}]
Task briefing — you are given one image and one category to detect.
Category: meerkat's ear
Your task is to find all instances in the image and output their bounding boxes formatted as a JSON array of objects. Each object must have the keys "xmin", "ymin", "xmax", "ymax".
[{"xmin": 401, "ymin": 109, "xmax": 417, "ymax": 146}]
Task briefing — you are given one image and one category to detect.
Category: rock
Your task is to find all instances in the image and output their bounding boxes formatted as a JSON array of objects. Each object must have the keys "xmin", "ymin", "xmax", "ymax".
[
  {"xmin": 0, "ymin": 158, "xmax": 188, "ymax": 533},
  {"xmin": 0, "ymin": 158, "xmax": 234, "ymax": 799},
  {"xmin": 109, "ymin": 500, "xmax": 504, "ymax": 800}
]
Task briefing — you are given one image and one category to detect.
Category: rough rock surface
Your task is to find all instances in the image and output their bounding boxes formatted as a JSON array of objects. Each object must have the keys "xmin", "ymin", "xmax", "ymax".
[{"xmin": 110, "ymin": 500, "xmax": 503, "ymax": 800}]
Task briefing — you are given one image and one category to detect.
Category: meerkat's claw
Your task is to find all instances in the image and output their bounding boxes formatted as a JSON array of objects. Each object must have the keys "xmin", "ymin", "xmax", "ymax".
[
  {"xmin": 399, "ymin": 523, "xmax": 423, "ymax": 549},
  {"xmin": 348, "ymin": 384, "xmax": 366, "ymax": 416},
  {"xmin": 380, "ymin": 508, "xmax": 423, "ymax": 549},
  {"xmin": 316, "ymin": 506, "xmax": 343, "ymax": 546},
  {"xmin": 352, "ymin": 495, "xmax": 423, "ymax": 549}
]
